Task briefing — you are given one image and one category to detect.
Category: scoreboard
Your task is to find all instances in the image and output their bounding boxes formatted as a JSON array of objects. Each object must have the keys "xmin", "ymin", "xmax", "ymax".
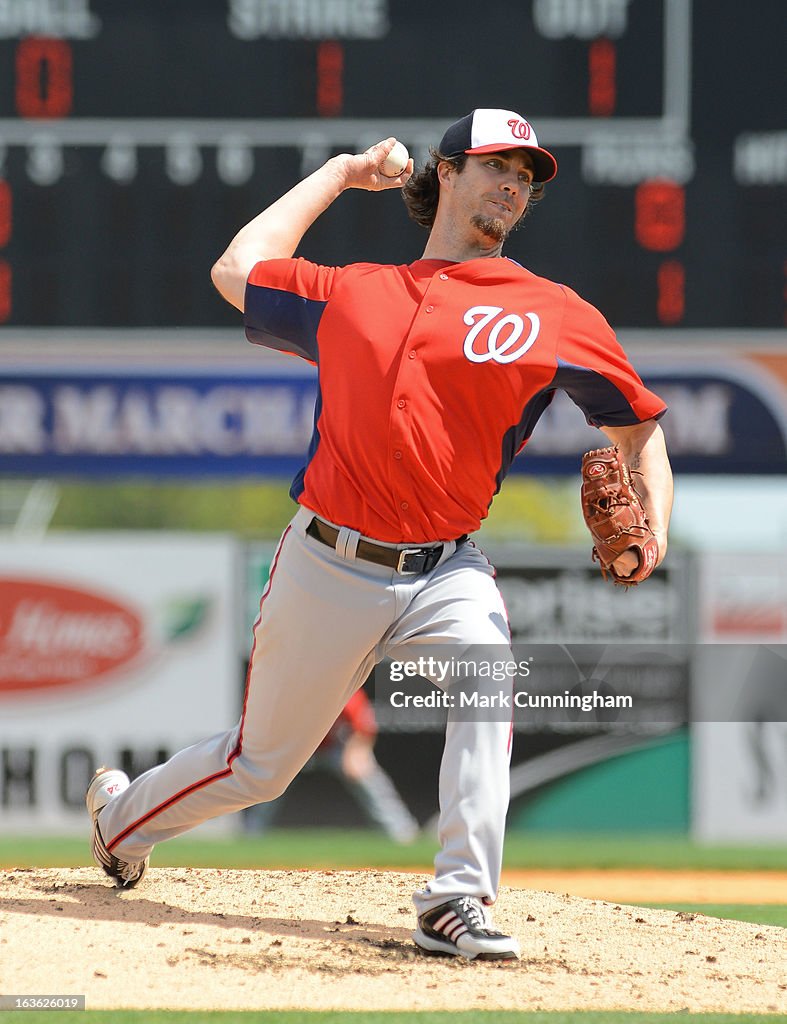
[{"xmin": 0, "ymin": 0, "xmax": 784, "ymax": 328}]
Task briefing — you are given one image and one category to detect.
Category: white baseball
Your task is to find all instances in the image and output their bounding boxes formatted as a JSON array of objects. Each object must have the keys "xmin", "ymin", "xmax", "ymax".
[{"xmin": 380, "ymin": 140, "xmax": 409, "ymax": 178}]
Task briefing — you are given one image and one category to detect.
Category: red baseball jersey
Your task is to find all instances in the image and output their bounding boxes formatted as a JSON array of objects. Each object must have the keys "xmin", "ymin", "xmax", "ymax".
[{"xmin": 245, "ymin": 257, "xmax": 666, "ymax": 543}]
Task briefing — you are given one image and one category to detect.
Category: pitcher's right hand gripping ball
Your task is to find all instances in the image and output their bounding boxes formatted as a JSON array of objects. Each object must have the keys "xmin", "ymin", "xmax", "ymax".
[{"xmin": 580, "ymin": 446, "xmax": 659, "ymax": 587}]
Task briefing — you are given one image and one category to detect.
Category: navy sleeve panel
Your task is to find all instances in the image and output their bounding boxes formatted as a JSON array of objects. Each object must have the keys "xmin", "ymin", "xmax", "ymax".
[
  {"xmin": 244, "ymin": 283, "xmax": 327, "ymax": 363},
  {"xmin": 553, "ymin": 359, "xmax": 667, "ymax": 427},
  {"xmin": 289, "ymin": 384, "xmax": 323, "ymax": 503},
  {"xmin": 494, "ymin": 388, "xmax": 557, "ymax": 493}
]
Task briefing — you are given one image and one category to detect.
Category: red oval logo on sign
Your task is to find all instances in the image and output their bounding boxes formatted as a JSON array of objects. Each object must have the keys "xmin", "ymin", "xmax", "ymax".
[{"xmin": 0, "ymin": 578, "xmax": 144, "ymax": 694}]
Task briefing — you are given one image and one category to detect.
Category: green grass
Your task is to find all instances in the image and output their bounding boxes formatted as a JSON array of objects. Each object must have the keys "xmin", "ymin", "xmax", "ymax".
[
  {"xmin": 2, "ymin": 1014, "xmax": 786, "ymax": 1024},
  {"xmin": 2, "ymin": 830, "xmax": 787, "ymax": 872}
]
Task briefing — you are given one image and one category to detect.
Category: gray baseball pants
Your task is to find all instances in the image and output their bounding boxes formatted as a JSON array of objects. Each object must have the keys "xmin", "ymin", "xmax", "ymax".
[{"xmin": 98, "ymin": 506, "xmax": 514, "ymax": 914}]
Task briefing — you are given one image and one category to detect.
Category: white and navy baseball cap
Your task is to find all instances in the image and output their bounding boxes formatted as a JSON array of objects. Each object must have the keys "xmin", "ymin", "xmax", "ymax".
[{"xmin": 439, "ymin": 108, "xmax": 558, "ymax": 183}]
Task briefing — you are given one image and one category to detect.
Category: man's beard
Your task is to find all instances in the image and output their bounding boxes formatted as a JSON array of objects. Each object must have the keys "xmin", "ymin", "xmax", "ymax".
[{"xmin": 471, "ymin": 213, "xmax": 509, "ymax": 244}]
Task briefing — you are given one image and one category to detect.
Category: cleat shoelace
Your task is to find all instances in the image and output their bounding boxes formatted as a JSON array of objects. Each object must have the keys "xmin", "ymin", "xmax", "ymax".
[
  {"xmin": 457, "ymin": 896, "xmax": 488, "ymax": 931},
  {"xmin": 118, "ymin": 861, "xmax": 146, "ymax": 883}
]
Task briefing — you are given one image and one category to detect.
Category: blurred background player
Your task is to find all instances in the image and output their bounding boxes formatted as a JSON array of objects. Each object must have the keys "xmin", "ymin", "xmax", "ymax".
[{"xmin": 244, "ymin": 688, "xmax": 419, "ymax": 844}]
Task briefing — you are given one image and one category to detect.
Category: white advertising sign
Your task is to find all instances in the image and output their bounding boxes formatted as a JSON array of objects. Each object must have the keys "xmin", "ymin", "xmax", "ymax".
[
  {"xmin": 0, "ymin": 533, "xmax": 240, "ymax": 834},
  {"xmin": 692, "ymin": 552, "xmax": 787, "ymax": 841}
]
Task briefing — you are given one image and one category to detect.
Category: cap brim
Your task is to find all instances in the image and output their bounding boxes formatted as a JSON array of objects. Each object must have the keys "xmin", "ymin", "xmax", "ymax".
[{"xmin": 465, "ymin": 143, "xmax": 558, "ymax": 183}]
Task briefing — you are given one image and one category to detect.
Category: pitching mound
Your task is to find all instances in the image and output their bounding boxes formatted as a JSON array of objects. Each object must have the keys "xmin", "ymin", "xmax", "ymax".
[{"xmin": 0, "ymin": 867, "xmax": 785, "ymax": 1013}]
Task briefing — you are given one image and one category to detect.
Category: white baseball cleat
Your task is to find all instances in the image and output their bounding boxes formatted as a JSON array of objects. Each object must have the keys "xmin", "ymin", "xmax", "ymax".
[
  {"xmin": 413, "ymin": 895, "xmax": 520, "ymax": 960},
  {"xmin": 85, "ymin": 767, "xmax": 148, "ymax": 889}
]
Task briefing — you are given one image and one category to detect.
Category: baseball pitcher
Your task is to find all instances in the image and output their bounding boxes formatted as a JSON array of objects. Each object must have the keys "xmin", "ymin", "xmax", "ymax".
[{"xmin": 86, "ymin": 108, "xmax": 672, "ymax": 961}]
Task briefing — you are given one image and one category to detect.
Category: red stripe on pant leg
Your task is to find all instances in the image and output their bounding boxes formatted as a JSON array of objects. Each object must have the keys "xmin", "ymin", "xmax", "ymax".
[
  {"xmin": 106, "ymin": 524, "xmax": 293, "ymax": 853},
  {"xmin": 229, "ymin": 523, "xmax": 291, "ymax": 764},
  {"xmin": 107, "ymin": 766, "xmax": 235, "ymax": 851}
]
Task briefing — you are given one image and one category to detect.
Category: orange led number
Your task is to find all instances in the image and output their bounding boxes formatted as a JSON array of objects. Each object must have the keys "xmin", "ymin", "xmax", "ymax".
[
  {"xmin": 657, "ymin": 260, "xmax": 685, "ymax": 325},
  {"xmin": 0, "ymin": 181, "xmax": 11, "ymax": 248},
  {"xmin": 0, "ymin": 262, "xmax": 11, "ymax": 322},
  {"xmin": 588, "ymin": 39, "xmax": 616, "ymax": 117},
  {"xmin": 316, "ymin": 41, "xmax": 343, "ymax": 117},
  {"xmin": 15, "ymin": 37, "xmax": 73, "ymax": 119},
  {"xmin": 635, "ymin": 180, "xmax": 685, "ymax": 252}
]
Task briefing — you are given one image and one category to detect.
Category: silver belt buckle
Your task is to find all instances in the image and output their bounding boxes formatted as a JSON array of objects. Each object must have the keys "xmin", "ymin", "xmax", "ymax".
[{"xmin": 396, "ymin": 547, "xmax": 423, "ymax": 574}]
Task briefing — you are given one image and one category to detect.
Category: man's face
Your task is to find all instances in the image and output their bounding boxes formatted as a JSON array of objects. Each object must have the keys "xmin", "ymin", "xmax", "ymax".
[{"xmin": 441, "ymin": 150, "xmax": 535, "ymax": 245}]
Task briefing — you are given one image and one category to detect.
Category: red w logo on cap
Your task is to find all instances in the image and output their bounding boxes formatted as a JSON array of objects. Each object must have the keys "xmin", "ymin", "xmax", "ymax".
[{"xmin": 507, "ymin": 118, "xmax": 531, "ymax": 140}]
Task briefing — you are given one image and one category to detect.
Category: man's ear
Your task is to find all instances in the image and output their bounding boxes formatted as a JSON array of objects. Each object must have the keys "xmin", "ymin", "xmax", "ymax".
[{"xmin": 436, "ymin": 160, "xmax": 456, "ymax": 188}]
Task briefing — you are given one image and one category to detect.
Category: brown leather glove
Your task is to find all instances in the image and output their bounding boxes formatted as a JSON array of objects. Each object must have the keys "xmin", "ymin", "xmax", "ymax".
[{"xmin": 580, "ymin": 446, "xmax": 659, "ymax": 587}]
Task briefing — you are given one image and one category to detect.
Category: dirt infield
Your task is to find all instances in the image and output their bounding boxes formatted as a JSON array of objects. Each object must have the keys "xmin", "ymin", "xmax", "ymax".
[
  {"xmin": 500, "ymin": 868, "xmax": 787, "ymax": 904},
  {"xmin": 1, "ymin": 867, "xmax": 785, "ymax": 1013}
]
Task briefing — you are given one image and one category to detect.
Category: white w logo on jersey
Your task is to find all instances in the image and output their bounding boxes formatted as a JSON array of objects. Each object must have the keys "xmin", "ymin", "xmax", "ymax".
[{"xmin": 462, "ymin": 306, "xmax": 541, "ymax": 364}]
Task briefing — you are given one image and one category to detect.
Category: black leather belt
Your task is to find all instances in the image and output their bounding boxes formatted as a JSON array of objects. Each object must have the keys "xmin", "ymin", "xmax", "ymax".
[{"xmin": 306, "ymin": 517, "xmax": 467, "ymax": 575}]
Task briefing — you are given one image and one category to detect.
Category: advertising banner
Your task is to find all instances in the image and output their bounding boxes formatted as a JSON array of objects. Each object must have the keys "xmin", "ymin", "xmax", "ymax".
[
  {"xmin": 1, "ymin": 340, "xmax": 786, "ymax": 476},
  {"xmin": 692, "ymin": 552, "xmax": 787, "ymax": 841},
  {"xmin": 0, "ymin": 533, "xmax": 240, "ymax": 834},
  {"xmin": 0, "ymin": 372, "xmax": 318, "ymax": 478}
]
